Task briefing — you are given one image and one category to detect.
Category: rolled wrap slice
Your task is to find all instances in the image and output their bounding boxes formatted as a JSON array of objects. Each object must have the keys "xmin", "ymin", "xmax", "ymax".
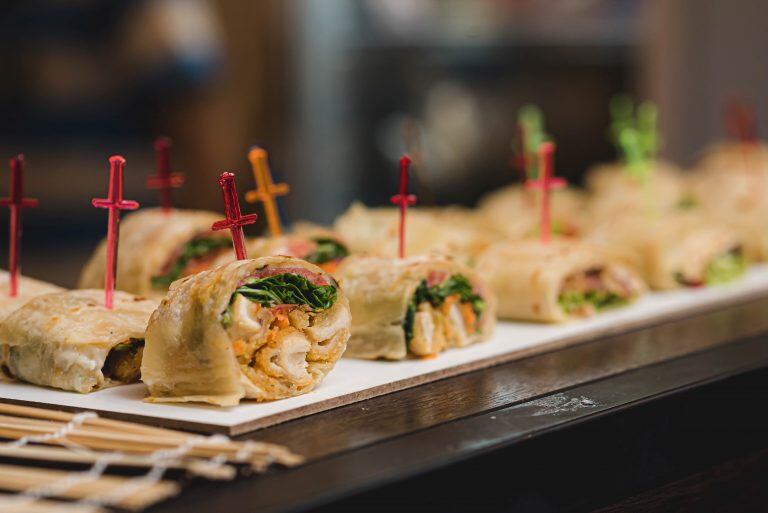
[
  {"xmin": 333, "ymin": 202, "xmax": 495, "ymax": 263},
  {"xmin": 142, "ymin": 256, "xmax": 351, "ymax": 406},
  {"xmin": 78, "ymin": 208, "xmax": 232, "ymax": 297},
  {"xmin": 475, "ymin": 241, "xmax": 646, "ymax": 322},
  {"xmin": 0, "ymin": 290, "xmax": 156, "ymax": 393},
  {"xmin": 335, "ymin": 255, "xmax": 496, "ymax": 360},
  {"xmin": 0, "ymin": 270, "xmax": 63, "ymax": 321},
  {"xmin": 477, "ymin": 185, "xmax": 586, "ymax": 240},
  {"xmin": 585, "ymin": 213, "xmax": 748, "ymax": 289}
]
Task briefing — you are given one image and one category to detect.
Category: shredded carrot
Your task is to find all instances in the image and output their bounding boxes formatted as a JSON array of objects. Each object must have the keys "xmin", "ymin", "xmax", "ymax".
[
  {"xmin": 232, "ymin": 339, "xmax": 247, "ymax": 356},
  {"xmin": 319, "ymin": 259, "xmax": 341, "ymax": 274},
  {"xmin": 273, "ymin": 313, "xmax": 290, "ymax": 329},
  {"xmin": 460, "ymin": 303, "xmax": 477, "ymax": 334}
]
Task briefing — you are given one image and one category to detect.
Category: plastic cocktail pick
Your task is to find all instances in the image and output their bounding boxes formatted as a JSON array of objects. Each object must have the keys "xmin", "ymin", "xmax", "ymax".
[
  {"xmin": 92, "ymin": 156, "xmax": 140, "ymax": 309},
  {"xmin": 637, "ymin": 101, "xmax": 659, "ymax": 161},
  {"xmin": 618, "ymin": 127, "xmax": 649, "ymax": 182},
  {"xmin": 212, "ymin": 172, "xmax": 258, "ymax": 260},
  {"xmin": 725, "ymin": 96, "xmax": 756, "ymax": 143},
  {"xmin": 0, "ymin": 155, "xmax": 39, "ymax": 297},
  {"xmin": 146, "ymin": 136, "xmax": 185, "ymax": 213},
  {"xmin": 518, "ymin": 104, "xmax": 546, "ymax": 179},
  {"xmin": 245, "ymin": 147, "xmax": 289, "ymax": 237},
  {"xmin": 389, "ymin": 155, "xmax": 417, "ymax": 258},
  {"xmin": 525, "ymin": 142, "xmax": 566, "ymax": 245},
  {"xmin": 513, "ymin": 123, "xmax": 528, "ymax": 182}
]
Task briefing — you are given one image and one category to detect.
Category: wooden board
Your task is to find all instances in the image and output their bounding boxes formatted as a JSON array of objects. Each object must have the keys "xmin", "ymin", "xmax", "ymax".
[{"xmin": 3, "ymin": 265, "xmax": 768, "ymax": 436}]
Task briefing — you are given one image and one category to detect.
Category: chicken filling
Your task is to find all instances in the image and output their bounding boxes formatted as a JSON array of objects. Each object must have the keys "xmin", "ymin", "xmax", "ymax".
[
  {"xmin": 675, "ymin": 247, "xmax": 746, "ymax": 287},
  {"xmin": 558, "ymin": 267, "xmax": 637, "ymax": 316},
  {"xmin": 221, "ymin": 271, "xmax": 338, "ymax": 382},
  {"xmin": 403, "ymin": 274, "xmax": 485, "ymax": 356},
  {"xmin": 151, "ymin": 236, "xmax": 232, "ymax": 289},
  {"xmin": 102, "ymin": 339, "xmax": 144, "ymax": 383}
]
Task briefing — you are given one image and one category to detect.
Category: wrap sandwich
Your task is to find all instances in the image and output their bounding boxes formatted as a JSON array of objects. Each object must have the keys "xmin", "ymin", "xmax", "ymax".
[
  {"xmin": 333, "ymin": 202, "xmax": 494, "ymax": 264},
  {"xmin": 585, "ymin": 212, "xmax": 747, "ymax": 289},
  {"xmin": 78, "ymin": 208, "xmax": 232, "ymax": 297},
  {"xmin": 0, "ymin": 289, "xmax": 156, "ymax": 393},
  {"xmin": 335, "ymin": 255, "xmax": 496, "ymax": 360},
  {"xmin": 474, "ymin": 240, "xmax": 646, "ymax": 322},
  {"xmin": 0, "ymin": 271, "xmax": 63, "ymax": 321},
  {"xmin": 585, "ymin": 160, "xmax": 689, "ymax": 217},
  {"xmin": 477, "ymin": 185, "xmax": 586, "ymax": 240},
  {"xmin": 142, "ymin": 256, "xmax": 351, "ymax": 406}
]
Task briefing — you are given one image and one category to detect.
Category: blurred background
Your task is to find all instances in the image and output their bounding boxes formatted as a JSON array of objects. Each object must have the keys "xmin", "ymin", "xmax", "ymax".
[{"xmin": 1, "ymin": 0, "xmax": 768, "ymax": 286}]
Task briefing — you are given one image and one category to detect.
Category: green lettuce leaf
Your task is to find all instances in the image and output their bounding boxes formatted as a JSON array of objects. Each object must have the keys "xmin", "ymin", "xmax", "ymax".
[
  {"xmin": 705, "ymin": 250, "xmax": 746, "ymax": 285},
  {"xmin": 558, "ymin": 290, "xmax": 626, "ymax": 314},
  {"xmin": 151, "ymin": 237, "xmax": 232, "ymax": 289},
  {"xmin": 306, "ymin": 238, "xmax": 349, "ymax": 264},
  {"xmin": 228, "ymin": 272, "xmax": 336, "ymax": 316},
  {"xmin": 403, "ymin": 274, "xmax": 485, "ymax": 344}
]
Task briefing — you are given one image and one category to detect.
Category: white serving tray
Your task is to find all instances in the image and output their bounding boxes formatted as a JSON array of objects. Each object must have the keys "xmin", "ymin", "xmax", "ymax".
[{"xmin": 3, "ymin": 265, "xmax": 768, "ymax": 435}]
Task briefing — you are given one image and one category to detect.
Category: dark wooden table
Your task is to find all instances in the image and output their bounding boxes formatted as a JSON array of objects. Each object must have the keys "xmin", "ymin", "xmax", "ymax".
[{"xmin": 144, "ymin": 293, "xmax": 768, "ymax": 513}]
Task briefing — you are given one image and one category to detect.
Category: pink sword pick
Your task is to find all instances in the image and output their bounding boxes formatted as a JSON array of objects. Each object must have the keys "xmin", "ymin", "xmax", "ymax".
[
  {"xmin": 92, "ymin": 156, "xmax": 140, "ymax": 309},
  {"xmin": 389, "ymin": 155, "xmax": 417, "ymax": 259},
  {"xmin": 146, "ymin": 136, "xmax": 185, "ymax": 213},
  {"xmin": 0, "ymin": 155, "xmax": 39, "ymax": 297},
  {"xmin": 525, "ymin": 141, "xmax": 567, "ymax": 245},
  {"xmin": 212, "ymin": 172, "xmax": 258, "ymax": 260}
]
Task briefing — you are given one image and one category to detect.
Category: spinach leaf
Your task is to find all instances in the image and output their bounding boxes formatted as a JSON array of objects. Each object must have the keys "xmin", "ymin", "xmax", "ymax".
[
  {"xmin": 402, "ymin": 274, "xmax": 485, "ymax": 345},
  {"xmin": 234, "ymin": 273, "xmax": 337, "ymax": 311},
  {"xmin": 152, "ymin": 237, "xmax": 232, "ymax": 289},
  {"xmin": 558, "ymin": 290, "xmax": 626, "ymax": 314},
  {"xmin": 705, "ymin": 249, "xmax": 746, "ymax": 285},
  {"xmin": 306, "ymin": 238, "xmax": 349, "ymax": 264}
]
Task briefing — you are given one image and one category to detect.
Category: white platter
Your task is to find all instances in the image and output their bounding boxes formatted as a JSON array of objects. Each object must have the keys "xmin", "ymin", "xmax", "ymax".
[{"xmin": 2, "ymin": 265, "xmax": 768, "ymax": 435}]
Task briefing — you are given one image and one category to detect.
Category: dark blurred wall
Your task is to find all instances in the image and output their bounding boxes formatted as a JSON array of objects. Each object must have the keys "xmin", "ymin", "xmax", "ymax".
[{"xmin": 645, "ymin": 0, "xmax": 768, "ymax": 165}]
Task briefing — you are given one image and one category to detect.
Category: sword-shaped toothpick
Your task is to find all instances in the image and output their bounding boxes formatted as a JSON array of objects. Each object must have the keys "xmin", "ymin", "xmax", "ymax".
[
  {"xmin": 389, "ymin": 155, "xmax": 417, "ymax": 258},
  {"xmin": 525, "ymin": 142, "xmax": 566, "ymax": 245},
  {"xmin": 146, "ymin": 136, "xmax": 185, "ymax": 213},
  {"xmin": 92, "ymin": 156, "xmax": 140, "ymax": 309},
  {"xmin": 725, "ymin": 96, "xmax": 757, "ymax": 144},
  {"xmin": 212, "ymin": 172, "xmax": 258, "ymax": 260},
  {"xmin": 245, "ymin": 147, "xmax": 289, "ymax": 237},
  {"xmin": 0, "ymin": 155, "xmax": 38, "ymax": 297}
]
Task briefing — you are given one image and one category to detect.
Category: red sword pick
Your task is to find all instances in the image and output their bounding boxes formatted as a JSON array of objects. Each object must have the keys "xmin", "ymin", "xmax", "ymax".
[
  {"xmin": 146, "ymin": 136, "xmax": 185, "ymax": 213},
  {"xmin": 212, "ymin": 172, "xmax": 258, "ymax": 260},
  {"xmin": 389, "ymin": 155, "xmax": 417, "ymax": 259},
  {"xmin": 0, "ymin": 155, "xmax": 39, "ymax": 297},
  {"xmin": 525, "ymin": 142, "xmax": 567, "ymax": 245},
  {"xmin": 92, "ymin": 156, "xmax": 140, "ymax": 309},
  {"xmin": 725, "ymin": 95, "xmax": 757, "ymax": 144}
]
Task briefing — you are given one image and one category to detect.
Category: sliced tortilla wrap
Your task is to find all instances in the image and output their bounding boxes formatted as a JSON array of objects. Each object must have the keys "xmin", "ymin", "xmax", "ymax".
[
  {"xmin": 78, "ymin": 208, "xmax": 231, "ymax": 297},
  {"xmin": 474, "ymin": 240, "xmax": 646, "ymax": 322},
  {"xmin": 477, "ymin": 185, "xmax": 586, "ymax": 240},
  {"xmin": 0, "ymin": 271, "xmax": 63, "ymax": 321},
  {"xmin": 585, "ymin": 213, "xmax": 746, "ymax": 290},
  {"xmin": 142, "ymin": 256, "xmax": 351, "ymax": 406},
  {"xmin": 0, "ymin": 289, "xmax": 156, "ymax": 393},
  {"xmin": 335, "ymin": 254, "xmax": 496, "ymax": 360}
]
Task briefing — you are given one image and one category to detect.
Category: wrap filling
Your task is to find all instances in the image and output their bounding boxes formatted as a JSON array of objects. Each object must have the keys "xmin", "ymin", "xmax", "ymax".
[
  {"xmin": 675, "ymin": 247, "xmax": 746, "ymax": 287},
  {"xmin": 102, "ymin": 338, "xmax": 144, "ymax": 383},
  {"xmin": 152, "ymin": 236, "xmax": 232, "ymax": 288},
  {"xmin": 403, "ymin": 273, "xmax": 485, "ymax": 356},
  {"xmin": 558, "ymin": 267, "xmax": 637, "ymax": 316},
  {"xmin": 221, "ymin": 269, "xmax": 340, "ymax": 383}
]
